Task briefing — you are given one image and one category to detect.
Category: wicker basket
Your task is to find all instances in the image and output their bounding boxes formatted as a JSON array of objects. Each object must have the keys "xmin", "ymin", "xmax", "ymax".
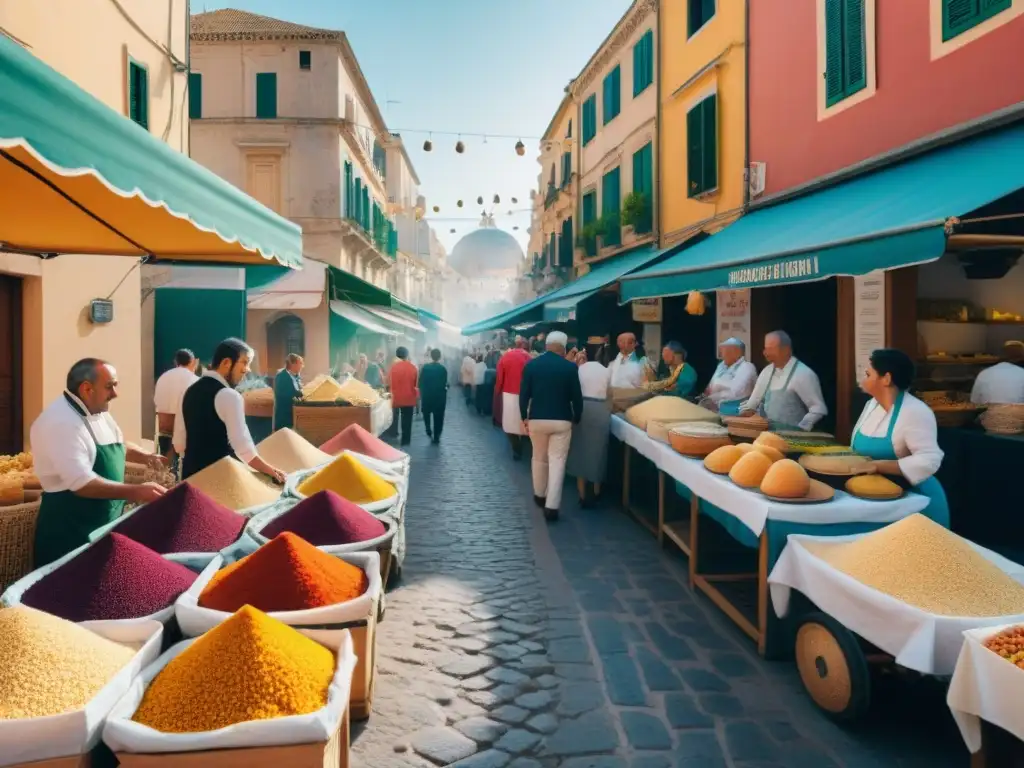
[
  {"xmin": 0, "ymin": 499, "xmax": 41, "ymax": 593},
  {"xmin": 931, "ymin": 406, "xmax": 982, "ymax": 428},
  {"xmin": 980, "ymin": 404, "xmax": 1024, "ymax": 435}
]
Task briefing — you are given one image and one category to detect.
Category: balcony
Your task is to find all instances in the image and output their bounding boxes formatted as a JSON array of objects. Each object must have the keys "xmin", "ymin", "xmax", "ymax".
[
  {"xmin": 543, "ymin": 184, "xmax": 559, "ymax": 209},
  {"xmin": 341, "ymin": 216, "xmax": 396, "ymax": 268}
]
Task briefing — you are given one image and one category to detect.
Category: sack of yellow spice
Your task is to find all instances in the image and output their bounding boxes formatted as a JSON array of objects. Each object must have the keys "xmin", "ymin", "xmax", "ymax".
[{"xmin": 103, "ymin": 606, "xmax": 358, "ymax": 754}]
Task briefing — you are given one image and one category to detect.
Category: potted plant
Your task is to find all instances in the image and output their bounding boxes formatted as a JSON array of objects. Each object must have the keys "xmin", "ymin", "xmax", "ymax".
[
  {"xmin": 576, "ymin": 221, "xmax": 599, "ymax": 259},
  {"xmin": 598, "ymin": 210, "xmax": 621, "ymax": 250},
  {"xmin": 621, "ymin": 191, "xmax": 651, "ymax": 239}
]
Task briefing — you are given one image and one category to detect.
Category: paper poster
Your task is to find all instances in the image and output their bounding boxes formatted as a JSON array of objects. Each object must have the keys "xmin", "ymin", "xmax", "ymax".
[
  {"xmin": 715, "ymin": 289, "xmax": 751, "ymax": 358},
  {"xmin": 854, "ymin": 271, "xmax": 886, "ymax": 385},
  {"xmin": 632, "ymin": 298, "xmax": 662, "ymax": 323}
]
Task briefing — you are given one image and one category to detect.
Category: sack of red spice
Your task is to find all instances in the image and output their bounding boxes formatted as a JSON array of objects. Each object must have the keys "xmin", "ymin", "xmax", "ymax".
[{"xmin": 174, "ymin": 543, "xmax": 381, "ymax": 641}]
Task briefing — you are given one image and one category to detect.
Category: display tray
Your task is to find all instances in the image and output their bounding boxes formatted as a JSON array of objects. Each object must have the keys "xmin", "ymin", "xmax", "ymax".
[
  {"xmin": 845, "ymin": 489, "xmax": 906, "ymax": 502},
  {"xmin": 798, "ymin": 455, "xmax": 875, "ymax": 477},
  {"xmin": 761, "ymin": 480, "xmax": 835, "ymax": 505}
]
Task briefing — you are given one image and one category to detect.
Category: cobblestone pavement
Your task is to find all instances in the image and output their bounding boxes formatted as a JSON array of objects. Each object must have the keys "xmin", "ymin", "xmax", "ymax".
[{"xmin": 351, "ymin": 399, "xmax": 968, "ymax": 767}]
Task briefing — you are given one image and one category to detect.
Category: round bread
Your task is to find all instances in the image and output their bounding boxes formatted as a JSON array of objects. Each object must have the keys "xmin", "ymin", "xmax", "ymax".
[
  {"xmin": 754, "ymin": 432, "xmax": 789, "ymax": 453},
  {"xmin": 729, "ymin": 451, "xmax": 773, "ymax": 489},
  {"xmin": 703, "ymin": 445, "xmax": 744, "ymax": 474},
  {"xmin": 734, "ymin": 443, "xmax": 758, "ymax": 455},
  {"xmin": 760, "ymin": 459, "xmax": 811, "ymax": 499},
  {"xmin": 670, "ymin": 422, "xmax": 729, "ymax": 438},
  {"xmin": 845, "ymin": 474, "xmax": 902, "ymax": 500},
  {"xmin": 800, "ymin": 453, "xmax": 871, "ymax": 475},
  {"xmin": 753, "ymin": 444, "xmax": 785, "ymax": 463}
]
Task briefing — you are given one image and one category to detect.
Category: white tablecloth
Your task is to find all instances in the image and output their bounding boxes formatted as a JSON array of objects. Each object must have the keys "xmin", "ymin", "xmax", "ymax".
[
  {"xmin": 610, "ymin": 415, "xmax": 928, "ymax": 536},
  {"xmin": 769, "ymin": 535, "xmax": 1024, "ymax": 675},
  {"xmin": 948, "ymin": 624, "xmax": 1024, "ymax": 753}
]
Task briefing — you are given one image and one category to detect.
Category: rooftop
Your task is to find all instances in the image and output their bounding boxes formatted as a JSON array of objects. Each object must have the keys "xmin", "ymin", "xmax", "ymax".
[{"xmin": 190, "ymin": 9, "xmax": 344, "ymax": 42}]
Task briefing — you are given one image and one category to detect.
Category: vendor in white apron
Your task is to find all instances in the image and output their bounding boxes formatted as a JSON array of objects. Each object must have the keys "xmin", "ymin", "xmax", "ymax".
[
  {"xmin": 31, "ymin": 358, "xmax": 169, "ymax": 566},
  {"xmin": 740, "ymin": 330, "xmax": 827, "ymax": 431},
  {"xmin": 852, "ymin": 348, "xmax": 949, "ymax": 528},
  {"xmin": 700, "ymin": 337, "xmax": 758, "ymax": 415}
]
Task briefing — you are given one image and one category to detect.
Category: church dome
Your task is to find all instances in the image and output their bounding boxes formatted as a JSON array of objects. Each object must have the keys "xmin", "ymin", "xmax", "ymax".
[{"xmin": 448, "ymin": 215, "xmax": 525, "ymax": 278}]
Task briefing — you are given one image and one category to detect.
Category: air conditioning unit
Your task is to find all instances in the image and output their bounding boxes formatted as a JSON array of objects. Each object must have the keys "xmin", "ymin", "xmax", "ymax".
[
  {"xmin": 344, "ymin": 95, "xmax": 355, "ymax": 123},
  {"xmin": 748, "ymin": 162, "xmax": 766, "ymax": 199}
]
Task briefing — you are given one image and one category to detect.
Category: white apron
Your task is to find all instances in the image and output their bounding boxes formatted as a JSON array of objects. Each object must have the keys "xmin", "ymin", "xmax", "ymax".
[{"xmin": 502, "ymin": 392, "xmax": 525, "ymax": 435}]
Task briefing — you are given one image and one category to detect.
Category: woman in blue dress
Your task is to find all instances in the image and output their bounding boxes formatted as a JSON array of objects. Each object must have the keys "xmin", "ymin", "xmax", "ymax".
[{"xmin": 851, "ymin": 348, "xmax": 949, "ymax": 528}]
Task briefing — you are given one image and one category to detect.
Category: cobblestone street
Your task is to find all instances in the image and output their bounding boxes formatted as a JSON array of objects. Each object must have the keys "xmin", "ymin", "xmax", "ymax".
[{"xmin": 352, "ymin": 399, "xmax": 968, "ymax": 768}]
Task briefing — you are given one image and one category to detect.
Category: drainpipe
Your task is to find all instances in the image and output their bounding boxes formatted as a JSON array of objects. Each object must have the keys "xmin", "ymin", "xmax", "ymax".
[
  {"xmin": 654, "ymin": 1, "xmax": 663, "ymax": 247},
  {"xmin": 743, "ymin": 0, "xmax": 750, "ymax": 207},
  {"xmin": 574, "ymin": 86, "xmax": 582, "ymax": 274},
  {"xmin": 185, "ymin": 0, "xmax": 191, "ymax": 155}
]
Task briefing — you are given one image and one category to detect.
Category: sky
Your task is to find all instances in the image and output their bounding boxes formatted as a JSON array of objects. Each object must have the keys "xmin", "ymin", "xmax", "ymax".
[{"xmin": 201, "ymin": 0, "xmax": 633, "ymax": 255}]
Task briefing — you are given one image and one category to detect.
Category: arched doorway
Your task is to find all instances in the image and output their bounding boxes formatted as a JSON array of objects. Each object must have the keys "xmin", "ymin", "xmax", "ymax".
[{"xmin": 266, "ymin": 314, "xmax": 305, "ymax": 373}]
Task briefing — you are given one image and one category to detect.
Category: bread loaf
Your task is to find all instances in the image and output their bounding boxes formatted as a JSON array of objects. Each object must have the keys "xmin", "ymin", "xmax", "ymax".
[{"xmin": 760, "ymin": 459, "xmax": 810, "ymax": 499}]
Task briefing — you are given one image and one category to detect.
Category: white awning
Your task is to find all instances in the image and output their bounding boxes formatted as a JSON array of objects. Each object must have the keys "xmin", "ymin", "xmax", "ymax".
[
  {"xmin": 247, "ymin": 261, "xmax": 326, "ymax": 310},
  {"xmin": 363, "ymin": 305, "xmax": 427, "ymax": 333},
  {"xmin": 329, "ymin": 300, "xmax": 397, "ymax": 335}
]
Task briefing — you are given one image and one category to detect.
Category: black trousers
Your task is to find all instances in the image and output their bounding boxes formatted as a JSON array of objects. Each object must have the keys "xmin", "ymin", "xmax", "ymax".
[
  {"xmin": 423, "ymin": 405, "xmax": 446, "ymax": 441},
  {"xmin": 395, "ymin": 406, "xmax": 414, "ymax": 445},
  {"xmin": 463, "ymin": 383, "xmax": 473, "ymax": 405}
]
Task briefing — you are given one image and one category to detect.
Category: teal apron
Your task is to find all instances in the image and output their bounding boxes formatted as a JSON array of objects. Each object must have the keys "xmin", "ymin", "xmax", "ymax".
[
  {"xmin": 851, "ymin": 391, "xmax": 950, "ymax": 528},
  {"xmin": 33, "ymin": 402, "xmax": 126, "ymax": 567},
  {"xmin": 710, "ymin": 360, "xmax": 746, "ymax": 415},
  {"xmin": 762, "ymin": 359, "xmax": 807, "ymax": 431}
]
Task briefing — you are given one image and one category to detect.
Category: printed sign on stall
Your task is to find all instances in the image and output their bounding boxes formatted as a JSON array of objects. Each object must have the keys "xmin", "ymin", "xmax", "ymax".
[
  {"xmin": 854, "ymin": 271, "xmax": 886, "ymax": 385},
  {"xmin": 715, "ymin": 289, "xmax": 751, "ymax": 358},
  {"xmin": 632, "ymin": 297, "xmax": 662, "ymax": 323}
]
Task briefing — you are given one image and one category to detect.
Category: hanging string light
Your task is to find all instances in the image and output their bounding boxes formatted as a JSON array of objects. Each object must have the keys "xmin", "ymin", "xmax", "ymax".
[
  {"xmin": 423, "ymin": 134, "xmax": 433, "ymax": 152},
  {"xmin": 493, "ymin": 194, "xmax": 501, "ymax": 204},
  {"xmin": 455, "ymin": 137, "xmax": 465, "ymax": 154},
  {"xmin": 457, "ymin": 200, "xmax": 464, "ymax": 208},
  {"xmin": 515, "ymin": 140, "xmax": 526, "ymax": 157},
  {"xmin": 477, "ymin": 196, "xmax": 484, "ymax": 205},
  {"xmin": 432, "ymin": 205, "xmax": 440, "ymax": 213}
]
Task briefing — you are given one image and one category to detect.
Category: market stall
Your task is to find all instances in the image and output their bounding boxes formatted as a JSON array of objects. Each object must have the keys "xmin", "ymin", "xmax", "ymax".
[{"xmin": 610, "ymin": 414, "xmax": 928, "ymax": 658}]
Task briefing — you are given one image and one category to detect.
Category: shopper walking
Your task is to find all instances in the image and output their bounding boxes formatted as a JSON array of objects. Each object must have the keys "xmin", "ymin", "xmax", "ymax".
[
  {"xmin": 419, "ymin": 349, "xmax": 449, "ymax": 444},
  {"xmin": 493, "ymin": 336, "xmax": 531, "ymax": 460},
  {"xmin": 519, "ymin": 332, "xmax": 584, "ymax": 521},
  {"xmin": 387, "ymin": 347, "xmax": 419, "ymax": 446}
]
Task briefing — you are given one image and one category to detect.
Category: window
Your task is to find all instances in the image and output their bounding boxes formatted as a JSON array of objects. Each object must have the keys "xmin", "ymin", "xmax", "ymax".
[
  {"xmin": 559, "ymin": 217, "xmax": 574, "ymax": 267},
  {"xmin": 633, "ymin": 29, "xmax": 654, "ymax": 96},
  {"xmin": 299, "ymin": 50, "xmax": 311, "ymax": 70},
  {"xmin": 824, "ymin": 0, "xmax": 866, "ymax": 107},
  {"xmin": 549, "ymin": 233, "xmax": 557, "ymax": 267},
  {"xmin": 566, "ymin": 119, "xmax": 572, "ymax": 138},
  {"xmin": 632, "ymin": 142, "xmax": 653, "ymax": 196},
  {"xmin": 602, "ymin": 65, "xmax": 621, "ymax": 125},
  {"xmin": 353, "ymin": 178, "xmax": 363, "ymax": 225},
  {"xmin": 689, "ymin": 0, "xmax": 716, "ymax": 36},
  {"xmin": 127, "ymin": 59, "xmax": 148, "ymax": 129},
  {"xmin": 188, "ymin": 72, "xmax": 202, "ymax": 119},
  {"xmin": 582, "ymin": 95, "xmax": 597, "ymax": 146},
  {"xmin": 686, "ymin": 94, "xmax": 718, "ymax": 197},
  {"xmin": 256, "ymin": 72, "xmax": 277, "ymax": 118},
  {"xmin": 943, "ymin": 0, "xmax": 1011, "ymax": 40},
  {"xmin": 581, "ymin": 191, "xmax": 598, "ymax": 256},
  {"xmin": 561, "ymin": 151, "xmax": 572, "ymax": 187},
  {"xmin": 343, "ymin": 162, "xmax": 354, "ymax": 219},
  {"xmin": 601, "ymin": 167, "xmax": 621, "ymax": 247}
]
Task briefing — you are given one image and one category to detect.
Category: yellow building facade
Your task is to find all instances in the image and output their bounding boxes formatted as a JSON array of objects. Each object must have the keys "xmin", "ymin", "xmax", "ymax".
[
  {"xmin": 536, "ymin": 94, "xmax": 576, "ymax": 280},
  {"xmin": 659, "ymin": 1, "xmax": 747, "ymax": 248}
]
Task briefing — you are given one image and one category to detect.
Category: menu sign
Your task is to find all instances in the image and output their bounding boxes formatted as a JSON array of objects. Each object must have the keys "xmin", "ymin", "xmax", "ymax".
[
  {"xmin": 632, "ymin": 298, "xmax": 662, "ymax": 323},
  {"xmin": 854, "ymin": 271, "xmax": 886, "ymax": 385},
  {"xmin": 715, "ymin": 289, "xmax": 751, "ymax": 358}
]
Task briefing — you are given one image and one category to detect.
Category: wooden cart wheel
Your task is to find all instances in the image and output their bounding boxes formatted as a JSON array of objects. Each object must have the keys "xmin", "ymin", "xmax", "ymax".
[{"xmin": 794, "ymin": 612, "xmax": 870, "ymax": 722}]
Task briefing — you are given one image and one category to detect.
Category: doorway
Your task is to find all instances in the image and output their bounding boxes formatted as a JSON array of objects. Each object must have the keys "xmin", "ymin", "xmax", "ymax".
[
  {"xmin": 0, "ymin": 275, "xmax": 22, "ymax": 454},
  {"xmin": 266, "ymin": 314, "xmax": 305, "ymax": 373}
]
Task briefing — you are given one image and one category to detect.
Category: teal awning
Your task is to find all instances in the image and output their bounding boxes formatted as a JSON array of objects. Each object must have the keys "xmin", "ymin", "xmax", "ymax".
[
  {"xmin": 0, "ymin": 34, "xmax": 301, "ymax": 267},
  {"xmin": 329, "ymin": 301, "xmax": 397, "ymax": 336},
  {"xmin": 543, "ymin": 291, "xmax": 597, "ymax": 322},
  {"xmin": 621, "ymin": 122, "xmax": 1024, "ymax": 301}
]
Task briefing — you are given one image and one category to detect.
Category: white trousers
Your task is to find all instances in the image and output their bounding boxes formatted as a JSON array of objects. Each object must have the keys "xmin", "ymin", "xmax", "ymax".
[{"xmin": 528, "ymin": 419, "xmax": 573, "ymax": 510}]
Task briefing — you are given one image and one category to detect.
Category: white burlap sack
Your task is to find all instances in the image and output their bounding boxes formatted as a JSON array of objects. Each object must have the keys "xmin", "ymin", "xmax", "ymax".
[
  {"xmin": 0, "ymin": 620, "xmax": 163, "ymax": 767},
  {"xmin": 283, "ymin": 450, "xmax": 405, "ymax": 513},
  {"xmin": 174, "ymin": 551, "xmax": 381, "ymax": 639},
  {"xmin": 102, "ymin": 630, "xmax": 357, "ymax": 754}
]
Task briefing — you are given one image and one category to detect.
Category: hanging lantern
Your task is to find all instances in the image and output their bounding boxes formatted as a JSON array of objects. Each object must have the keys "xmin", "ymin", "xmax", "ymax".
[
  {"xmin": 685, "ymin": 291, "xmax": 707, "ymax": 316},
  {"xmin": 493, "ymin": 194, "xmax": 500, "ymax": 204},
  {"xmin": 432, "ymin": 205, "xmax": 440, "ymax": 213},
  {"xmin": 513, "ymin": 226, "xmax": 519, "ymax": 231},
  {"xmin": 457, "ymin": 199, "xmax": 464, "ymax": 208},
  {"xmin": 450, "ymin": 228, "xmax": 456, "ymax": 234},
  {"xmin": 515, "ymin": 140, "xmax": 526, "ymax": 157},
  {"xmin": 423, "ymin": 137, "xmax": 433, "ymax": 152},
  {"xmin": 511, "ymin": 197, "xmax": 518, "ymax": 204},
  {"xmin": 455, "ymin": 139, "xmax": 465, "ymax": 154},
  {"xmin": 477, "ymin": 196, "xmax": 484, "ymax": 205}
]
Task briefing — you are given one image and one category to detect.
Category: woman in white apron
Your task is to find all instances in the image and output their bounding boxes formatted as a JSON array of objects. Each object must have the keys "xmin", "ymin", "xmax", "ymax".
[{"xmin": 852, "ymin": 348, "xmax": 949, "ymax": 527}]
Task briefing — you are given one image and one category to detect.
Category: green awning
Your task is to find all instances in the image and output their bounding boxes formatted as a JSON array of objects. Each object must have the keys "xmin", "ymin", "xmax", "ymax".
[
  {"xmin": 543, "ymin": 291, "xmax": 598, "ymax": 322},
  {"xmin": 328, "ymin": 266, "xmax": 415, "ymax": 313},
  {"xmin": 0, "ymin": 34, "xmax": 301, "ymax": 267},
  {"xmin": 621, "ymin": 122, "xmax": 1024, "ymax": 301},
  {"xmin": 329, "ymin": 300, "xmax": 397, "ymax": 336}
]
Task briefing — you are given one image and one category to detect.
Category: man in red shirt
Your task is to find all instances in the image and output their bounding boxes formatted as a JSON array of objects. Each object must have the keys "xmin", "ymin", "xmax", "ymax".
[
  {"xmin": 493, "ymin": 336, "xmax": 532, "ymax": 460},
  {"xmin": 387, "ymin": 346, "xmax": 419, "ymax": 446}
]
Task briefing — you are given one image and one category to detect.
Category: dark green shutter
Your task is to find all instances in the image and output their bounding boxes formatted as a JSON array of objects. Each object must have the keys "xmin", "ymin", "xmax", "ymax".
[
  {"xmin": 686, "ymin": 102, "xmax": 702, "ymax": 196},
  {"xmin": 362, "ymin": 188, "xmax": 370, "ymax": 231},
  {"xmin": 632, "ymin": 142, "xmax": 652, "ymax": 196},
  {"xmin": 824, "ymin": 0, "xmax": 846, "ymax": 106},
  {"xmin": 601, "ymin": 168, "xmax": 621, "ymax": 246},
  {"xmin": 353, "ymin": 178, "xmax": 362, "ymax": 224},
  {"xmin": 603, "ymin": 66, "xmax": 621, "ymax": 124},
  {"xmin": 583, "ymin": 95, "xmax": 597, "ymax": 145},
  {"xmin": 633, "ymin": 30, "xmax": 654, "ymax": 96},
  {"xmin": 560, "ymin": 217, "xmax": 573, "ymax": 267},
  {"xmin": 344, "ymin": 162, "xmax": 353, "ymax": 219},
  {"xmin": 129, "ymin": 61, "xmax": 148, "ymax": 129},
  {"xmin": 561, "ymin": 151, "xmax": 572, "ymax": 187},
  {"xmin": 844, "ymin": 0, "xmax": 866, "ymax": 95},
  {"xmin": 603, "ymin": 73, "xmax": 612, "ymax": 124},
  {"xmin": 566, "ymin": 119, "xmax": 572, "ymax": 138},
  {"xmin": 702, "ymin": 95, "xmax": 718, "ymax": 193},
  {"xmin": 256, "ymin": 73, "xmax": 277, "ymax": 118},
  {"xmin": 583, "ymin": 191, "xmax": 596, "ymax": 224},
  {"xmin": 943, "ymin": 0, "xmax": 1010, "ymax": 40},
  {"xmin": 188, "ymin": 72, "xmax": 202, "ymax": 119}
]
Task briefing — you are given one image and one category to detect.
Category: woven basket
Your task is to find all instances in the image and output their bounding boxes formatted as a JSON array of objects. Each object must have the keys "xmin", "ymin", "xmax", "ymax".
[
  {"xmin": 932, "ymin": 406, "xmax": 982, "ymax": 428},
  {"xmin": 0, "ymin": 499, "xmax": 41, "ymax": 593},
  {"xmin": 294, "ymin": 403, "xmax": 375, "ymax": 447},
  {"xmin": 980, "ymin": 404, "xmax": 1024, "ymax": 435}
]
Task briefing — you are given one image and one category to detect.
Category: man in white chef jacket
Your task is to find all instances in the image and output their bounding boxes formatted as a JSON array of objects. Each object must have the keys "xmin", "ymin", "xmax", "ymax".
[
  {"xmin": 970, "ymin": 340, "xmax": 1024, "ymax": 405},
  {"xmin": 740, "ymin": 330, "xmax": 827, "ymax": 431},
  {"xmin": 701, "ymin": 338, "xmax": 758, "ymax": 415},
  {"xmin": 608, "ymin": 332, "xmax": 644, "ymax": 389}
]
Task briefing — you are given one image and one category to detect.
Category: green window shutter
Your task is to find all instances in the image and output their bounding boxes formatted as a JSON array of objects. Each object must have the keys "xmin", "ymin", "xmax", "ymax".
[
  {"xmin": 583, "ymin": 95, "xmax": 597, "ymax": 145},
  {"xmin": 566, "ymin": 119, "xmax": 572, "ymax": 138},
  {"xmin": 702, "ymin": 94, "xmax": 718, "ymax": 194},
  {"xmin": 943, "ymin": 0, "xmax": 1010, "ymax": 40},
  {"xmin": 362, "ymin": 188, "xmax": 370, "ymax": 231},
  {"xmin": 256, "ymin": 72, "xmax": 277, "ymax": 118},
  {"xmin": 561, "ymin": 151, "xmax": 572, "ymax": 187},
  {"xmin": 582, "ymin": 191, "xmax": 596, "ymax": 224},
  {"xmin": 299, "ymin": 50, "xmax": 311, "ymax": 70},
  {"xmin": 344, "ymin": 162, "xmax": 353, "ymax": 219},
  {"xmin": 844, "ymin": 0, "xmax": 867, "ymax": 97},
  {"xmin": 353, "ymin": 178, "xmax": 362, "ymax": 224},
  {"xmin": 603, "ymin": 66, "xmax": 621, "ymax": 125},
  {"xmin": 560, "ymin": 217, "xmax": 573, "ymax": 267},
  {"xmin": 686, "ymin": 101, "xmax": 703, "ymax": 197},
  {"xmin": 689, "ymin": 0, "xmax": 716, "ymax": 36},
  {"xmin": 128, "ymin": 60, "xmax": 148, "ymax": 129},
  {"xmin": 632, "ymin": 142, "xmax": 652, "ymax": 196},
  {"xmin": 549, "ymin": 233, "xmax": 556, "ymax": 267},
  {"xmin": 188, "ymin": 72, "xmax": 202, "ymax": 119},
  {"xmin": 633, "ymin": 30, "xmax": 653, "ymax": 96},
  {"xmin": 601, "ymin": 167, "xmax": 621, "ymax": 247},
  {"xmin": 824, "ymin": 0, "xmax": 846, "ymax": 107}
]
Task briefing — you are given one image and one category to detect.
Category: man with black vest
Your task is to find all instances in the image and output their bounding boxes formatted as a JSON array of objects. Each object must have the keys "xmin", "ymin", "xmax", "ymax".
[{"xmin": 173, "ymin": 338, "xmax": 286, "ymax": 483}]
